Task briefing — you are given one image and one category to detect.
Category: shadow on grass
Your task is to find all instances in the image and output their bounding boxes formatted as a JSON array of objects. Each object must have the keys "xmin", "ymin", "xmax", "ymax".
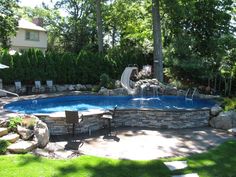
[{"xmin": 53, "ymin": 158, "xmax": 171, "ymax": 177}]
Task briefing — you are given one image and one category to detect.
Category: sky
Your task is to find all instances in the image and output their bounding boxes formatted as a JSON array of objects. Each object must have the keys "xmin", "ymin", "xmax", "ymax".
[{"xmin": 19, "ymin": 0, "xmax": 53, "ymax": 8}]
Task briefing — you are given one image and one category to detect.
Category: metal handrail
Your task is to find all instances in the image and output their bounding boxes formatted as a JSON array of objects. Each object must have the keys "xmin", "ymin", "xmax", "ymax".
[{"xmin": 0, "ymin": 89, "xmax": 19, "ymax": 98}]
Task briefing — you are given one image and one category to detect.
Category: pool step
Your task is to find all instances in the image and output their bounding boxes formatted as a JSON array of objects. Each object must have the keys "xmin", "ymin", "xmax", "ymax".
[
  {"xmin": 0, "ymin": 128, "xmax": 8, "ymax": 137},
  {"xmin": 0, "ymin": 133, "xmax": 19, "ymax": 143}
]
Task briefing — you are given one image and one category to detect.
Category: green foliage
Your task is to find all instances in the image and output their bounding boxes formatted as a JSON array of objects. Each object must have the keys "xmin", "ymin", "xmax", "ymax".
[
  {"xmin": 100, "ymin": 73, "xmax": 110, "ymax": 87},
  {"xmin": 222, "ymin": 98, "xmax": 236, "ymax": 111},
  {"xmin": 0, "ymin": 0, "xmax": 19, "ymax": 48},
  {"xmin": 0, "ymin": 48, "xmax": 150, "ymax": 85},
  {"xmin": 0, "ymin": 140, "xmax": 10, "ymax": 154},
  {"xmin": 8, "ymin": 116, "xmax": 22, "ymax": 132}
]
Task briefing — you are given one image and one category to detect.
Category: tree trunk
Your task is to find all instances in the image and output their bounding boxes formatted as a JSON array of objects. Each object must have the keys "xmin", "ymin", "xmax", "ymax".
[
  {"xmin": 152, "ymin": 0, "xmax": 163, "ymax": 82},
  {"xmin": 96, "ymin": 0, "xmax": 103, "ymax": 53}
]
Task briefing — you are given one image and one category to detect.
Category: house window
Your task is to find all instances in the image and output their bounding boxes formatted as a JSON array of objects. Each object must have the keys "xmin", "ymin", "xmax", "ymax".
[{"xmin": 25, "ymin": 31, "xmax": 39, "ymax": 41}]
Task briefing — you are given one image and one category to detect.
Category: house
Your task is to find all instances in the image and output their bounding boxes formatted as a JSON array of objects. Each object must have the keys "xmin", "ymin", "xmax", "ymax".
[{"xmin": 10, "ymin": 18, "xmax": 47, "ymax": 53}]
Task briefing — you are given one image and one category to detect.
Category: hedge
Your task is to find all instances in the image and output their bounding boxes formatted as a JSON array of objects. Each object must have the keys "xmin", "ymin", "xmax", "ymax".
[{"xmin": 0, "ymin": 48, "xmax": 151, "ymax": 85}]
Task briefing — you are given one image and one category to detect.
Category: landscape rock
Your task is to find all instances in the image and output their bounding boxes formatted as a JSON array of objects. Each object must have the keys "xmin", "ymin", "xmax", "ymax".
[
  {"xmin": 68, "ymin": 85, "xmax": 75, "ymax": 91},
  {"xmin": 98, "ymin": 87, "xmax": 110, "ymax": 95},
  {"xmin": 210, "ymin": 105, "xmax": 223, "ymax": 116},
  {"xmin": 115, "ymin": 80, "xmax": 121, "ymax": 88},
  {"xmin": 56, "ymin": 85, "xmax": 67, "ymax": 92},
  {"xmin": 17, "ymin": 125, "xmax": 34, "ymax": 140},
  {"xmin": 0, "ymin": 127, "xmax": 8, "ymax": 137},
  {"xmin": 75, "ymin": 84, "xmax": 86, "ymax": 90},
  {"xmin": 8, "ymin": 141, "xmax": 37, "ymax": 153},
  {"xmin": 0, "ymin": 133, "xmax": 20, "ymax": 143},
  {"xmin": 209, "ymin": 111, "xmax": 236, "ymax": 130},
  {"xmin": 228, "ymin": 128, "xmax": 236, "ymax": 136},
  {"xmin": 34, "ymin": 120, "xmax": 49, "ymax": 148}
]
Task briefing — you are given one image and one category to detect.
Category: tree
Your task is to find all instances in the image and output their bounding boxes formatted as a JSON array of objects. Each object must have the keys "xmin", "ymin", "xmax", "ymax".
[
  {"xmin": 0, "ymin": 0, "xmax": 19, "ymax": 49},
  {"xmin": 152, "ymin": 0, "xmax": 163, "ymax": 82},
  {"xmin": 95, "ymin": 0, "xmax": 103, "ymax": 52}
]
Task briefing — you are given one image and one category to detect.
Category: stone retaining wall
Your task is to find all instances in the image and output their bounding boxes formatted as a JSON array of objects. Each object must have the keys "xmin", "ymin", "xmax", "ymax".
[{"xmin": 40, "ymin": 109, "xmax": 210, "ymax": 135}]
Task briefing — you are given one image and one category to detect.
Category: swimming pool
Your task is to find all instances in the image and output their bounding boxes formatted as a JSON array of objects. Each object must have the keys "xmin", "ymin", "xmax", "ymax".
[{"xmin": 4, "ymin": 95, "xmax": 216, "ymax": 114}]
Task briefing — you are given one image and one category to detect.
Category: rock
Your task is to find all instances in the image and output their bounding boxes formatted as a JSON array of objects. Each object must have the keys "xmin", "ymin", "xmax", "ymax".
[
  {"xmin": 75, "ymin": 84, "xmax": 86, "ymax": 90},
  {"xmin": 228, "ymin": 128, "xmax": 236, "ymax": 136},
  {"xmin": 0, "ymin": 133, "xmax": 20, "ymax": 143},
  {"xmin": 8, "ymin": 141, "xmax": 37, "ymax": 153},
  {"xmin": 164, "ymin": 87, "xmax": 177, "ymax": 95},
  {"xmin": 115, "ymin": 80, "xmax": 121, "ymax": 88},
  {"xmin": 34, "ymin": 120, "xmax": 49, "ymax": 148},
  {"xmin": 85, "ymin": 84, "xmax": 93, "ymax": 90},
  {"xmin": 98, "ymin": 87, "xmax": 109, "ymax": 95},
  {"xmin": 112, "ymin": 88, "xmax": 128, "ymax": 96},
  {"xmin": 210, "ymin": 105, "xmax": 223, "ymax": 116},
  {"xmin": 68, "ymin": 85, "xmax": 75, "ymax": 91},
  {"xmin": 56, "ymin": 85, "xmax": 67, "ymax": 92},
  {"xmin": 0, "ymin": 128, "xmax": 8, "ymax": 137},
  {"xmin": 209, "ymin": 111, "xmax": 236, "ymax": 130},
  {"xmin": 53, "ymin": 150, "xmax": 75, "ymax": 159},
  {"xmin": 17, "ymin": 125, "xmax": 34, "ymax": 140}
]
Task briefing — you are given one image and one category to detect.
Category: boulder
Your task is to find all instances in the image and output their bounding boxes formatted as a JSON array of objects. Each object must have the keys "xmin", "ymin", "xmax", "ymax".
[
  {"xmin": 0, "ymin": 133, "xmax": 20, "ymax": 143},
  {"xmin": 56, "ymin": 85, "xmax": 67, "ymax": 92},
  {"xmin": 17, "ymin": 125, "xmax": 34, "ymax": 140},
  {"xmin": 209, "ymin": 111, "xmax": 236, "ymax": 130},
  {"xmin": 34, "ymin": 120, "xmax": 49, "ymax": 148},
  {"xmin": 75, "ymin": 84, "xmax": 86, "ymax": 90},
  {"xmin": 115, "ymin": 80, "xmax": 121, "ymax": 88},
  {"xmin": 228, "ymin": 128, "xmax": 236, "ymax": 136},
  {"xmin": 98, "ymin": 87, "xmax": 109, "ymax": 95},
  {"xmin": 68, "ymin": 85, "xmax": 75, "ymax": 91},
  {"xmin": 8, "ymin": 141, "xmax": 37, "ymax": 153},
  {"xmin": 210, "ymin": 105, "xmax": 223, "ymax": 116},
  {"xmin": 0, "ymin": 127, "xmax": 8, "ymax": 137}
]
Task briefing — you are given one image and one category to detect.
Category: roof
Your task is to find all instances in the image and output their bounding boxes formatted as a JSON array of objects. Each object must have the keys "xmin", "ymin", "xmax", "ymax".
[{"xmin": 18, "ymin": 19, "xmax": 46, "ymax": 32}]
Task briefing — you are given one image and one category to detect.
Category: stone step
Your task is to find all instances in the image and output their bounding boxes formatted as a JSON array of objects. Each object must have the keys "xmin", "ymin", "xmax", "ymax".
[
  {"xmin": 7, "ymin": 141, "xmax": 37, "ymax": 153},
  {"xmin": 0, "ymin": 128, "xmax": 8, "ymax": 137},
  {"xmin": 164, "ymin": 161, "xmax": 188, "ymax": 171},
  {"xmin": 172, "ymin": 173, "xmax": 199, "ymax": 177},
  {"xmin": 0, "ymin": 133, "xmax": 19, "ymax": 143}
]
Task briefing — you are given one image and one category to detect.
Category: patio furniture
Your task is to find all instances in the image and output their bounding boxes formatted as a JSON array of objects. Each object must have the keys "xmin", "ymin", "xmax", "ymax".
[
  {"xmin": 101, "ymin": 105, "xmax": 117, "ymax": 136},
  {"xmin": 34, "ymin": 80, "xmax": 42, "ymax": 93},
  {"xmin": 15, "ymin": 81, "xmax": 22, "ymax": 93},
  {"xmin": 65, "ymin": 110, "xmax": 83, "ymax": 136},
  {"xmin": 46, "ymin": 80, "xmax": 53, "ymax": 92}
]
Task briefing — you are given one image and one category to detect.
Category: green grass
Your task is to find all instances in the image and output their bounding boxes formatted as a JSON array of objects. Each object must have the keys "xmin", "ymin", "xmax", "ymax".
[{"xmin": 0, "ymin": 140, "xmax": 236, "ymax": 177}]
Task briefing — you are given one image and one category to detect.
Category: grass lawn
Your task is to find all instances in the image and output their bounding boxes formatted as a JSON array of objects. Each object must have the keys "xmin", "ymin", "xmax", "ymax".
[{"xmin": 0, "ymin": 140, "xmax": 235, "ymax": 177}]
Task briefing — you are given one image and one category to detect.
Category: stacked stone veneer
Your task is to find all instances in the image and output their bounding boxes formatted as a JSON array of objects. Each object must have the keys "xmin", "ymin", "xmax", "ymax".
[{"xmin": 40, "ymin": 109, "xmax": 210, "ymax": 135}]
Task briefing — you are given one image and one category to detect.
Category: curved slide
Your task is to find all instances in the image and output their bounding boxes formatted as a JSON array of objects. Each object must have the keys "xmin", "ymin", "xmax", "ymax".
[{"xmin": 121, "ymin": 67, "xmax": 138, "ymax": 95}]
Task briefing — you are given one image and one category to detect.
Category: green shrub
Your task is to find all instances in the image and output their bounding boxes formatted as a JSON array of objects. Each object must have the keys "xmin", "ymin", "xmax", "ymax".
[
  {"xmin": 100, "ymin": 73, "xmax": 110, "ymax": 87},
  {"xmin": 223, "ymin": 98, "xmax": 236, "ymax": 111},
  {"xmin": 0, "ymin": 140, "xmax": 10, "ymax": 154},
  {"xmin": 8, "ymin": 116, "xmax": 22, "ymax": 132}
]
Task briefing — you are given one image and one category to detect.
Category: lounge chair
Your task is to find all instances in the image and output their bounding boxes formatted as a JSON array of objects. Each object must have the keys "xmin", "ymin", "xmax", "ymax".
[
  {"xmin": 65, "ymin": 110, "xmax": 83, "ymax": 136},
  {"xmin": 46, "ymin": 80, "xmax": 53, "ymax": 92},
  {"xmin": 34, "ymin": 80, "xmax": 42, "ymax": 93},
  {"xmin": 15, "ymin": 81, "xmax": 22, "ymax": 93}
]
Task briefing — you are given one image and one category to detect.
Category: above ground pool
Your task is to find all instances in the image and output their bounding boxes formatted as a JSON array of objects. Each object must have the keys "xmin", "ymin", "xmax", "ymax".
[{"xmin": 4, "ymin": 95, "xmax": 216, "ymax": 114}]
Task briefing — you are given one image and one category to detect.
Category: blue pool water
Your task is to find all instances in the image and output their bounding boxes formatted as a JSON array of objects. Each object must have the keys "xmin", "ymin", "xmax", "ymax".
[{"xmin": 4, "ymin": 95, "xmax": 216, "ymax": 114}]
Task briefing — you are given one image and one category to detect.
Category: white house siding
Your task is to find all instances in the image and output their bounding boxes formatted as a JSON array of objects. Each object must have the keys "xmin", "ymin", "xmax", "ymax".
[{"xmin": 10, "ymin": 29, "xmax": 47, "ymax": 53}]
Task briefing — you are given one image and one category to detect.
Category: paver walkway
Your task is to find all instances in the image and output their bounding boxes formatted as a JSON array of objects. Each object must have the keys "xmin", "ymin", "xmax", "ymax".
[{"xmin": 50, "ymin": 127, "xmax": 235, "ymax": 160}]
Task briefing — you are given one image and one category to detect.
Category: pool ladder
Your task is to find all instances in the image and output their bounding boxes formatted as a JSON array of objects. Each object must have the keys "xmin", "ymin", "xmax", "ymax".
[{"xmin": 185, "ymin": 88, "xmax": 198, "ymax": 101}]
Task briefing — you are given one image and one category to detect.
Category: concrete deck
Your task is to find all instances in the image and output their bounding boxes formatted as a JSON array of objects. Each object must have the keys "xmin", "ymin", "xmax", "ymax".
[{"xmin": 50, "ymin": 127, "xmax": 235, "ymax": 160}]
